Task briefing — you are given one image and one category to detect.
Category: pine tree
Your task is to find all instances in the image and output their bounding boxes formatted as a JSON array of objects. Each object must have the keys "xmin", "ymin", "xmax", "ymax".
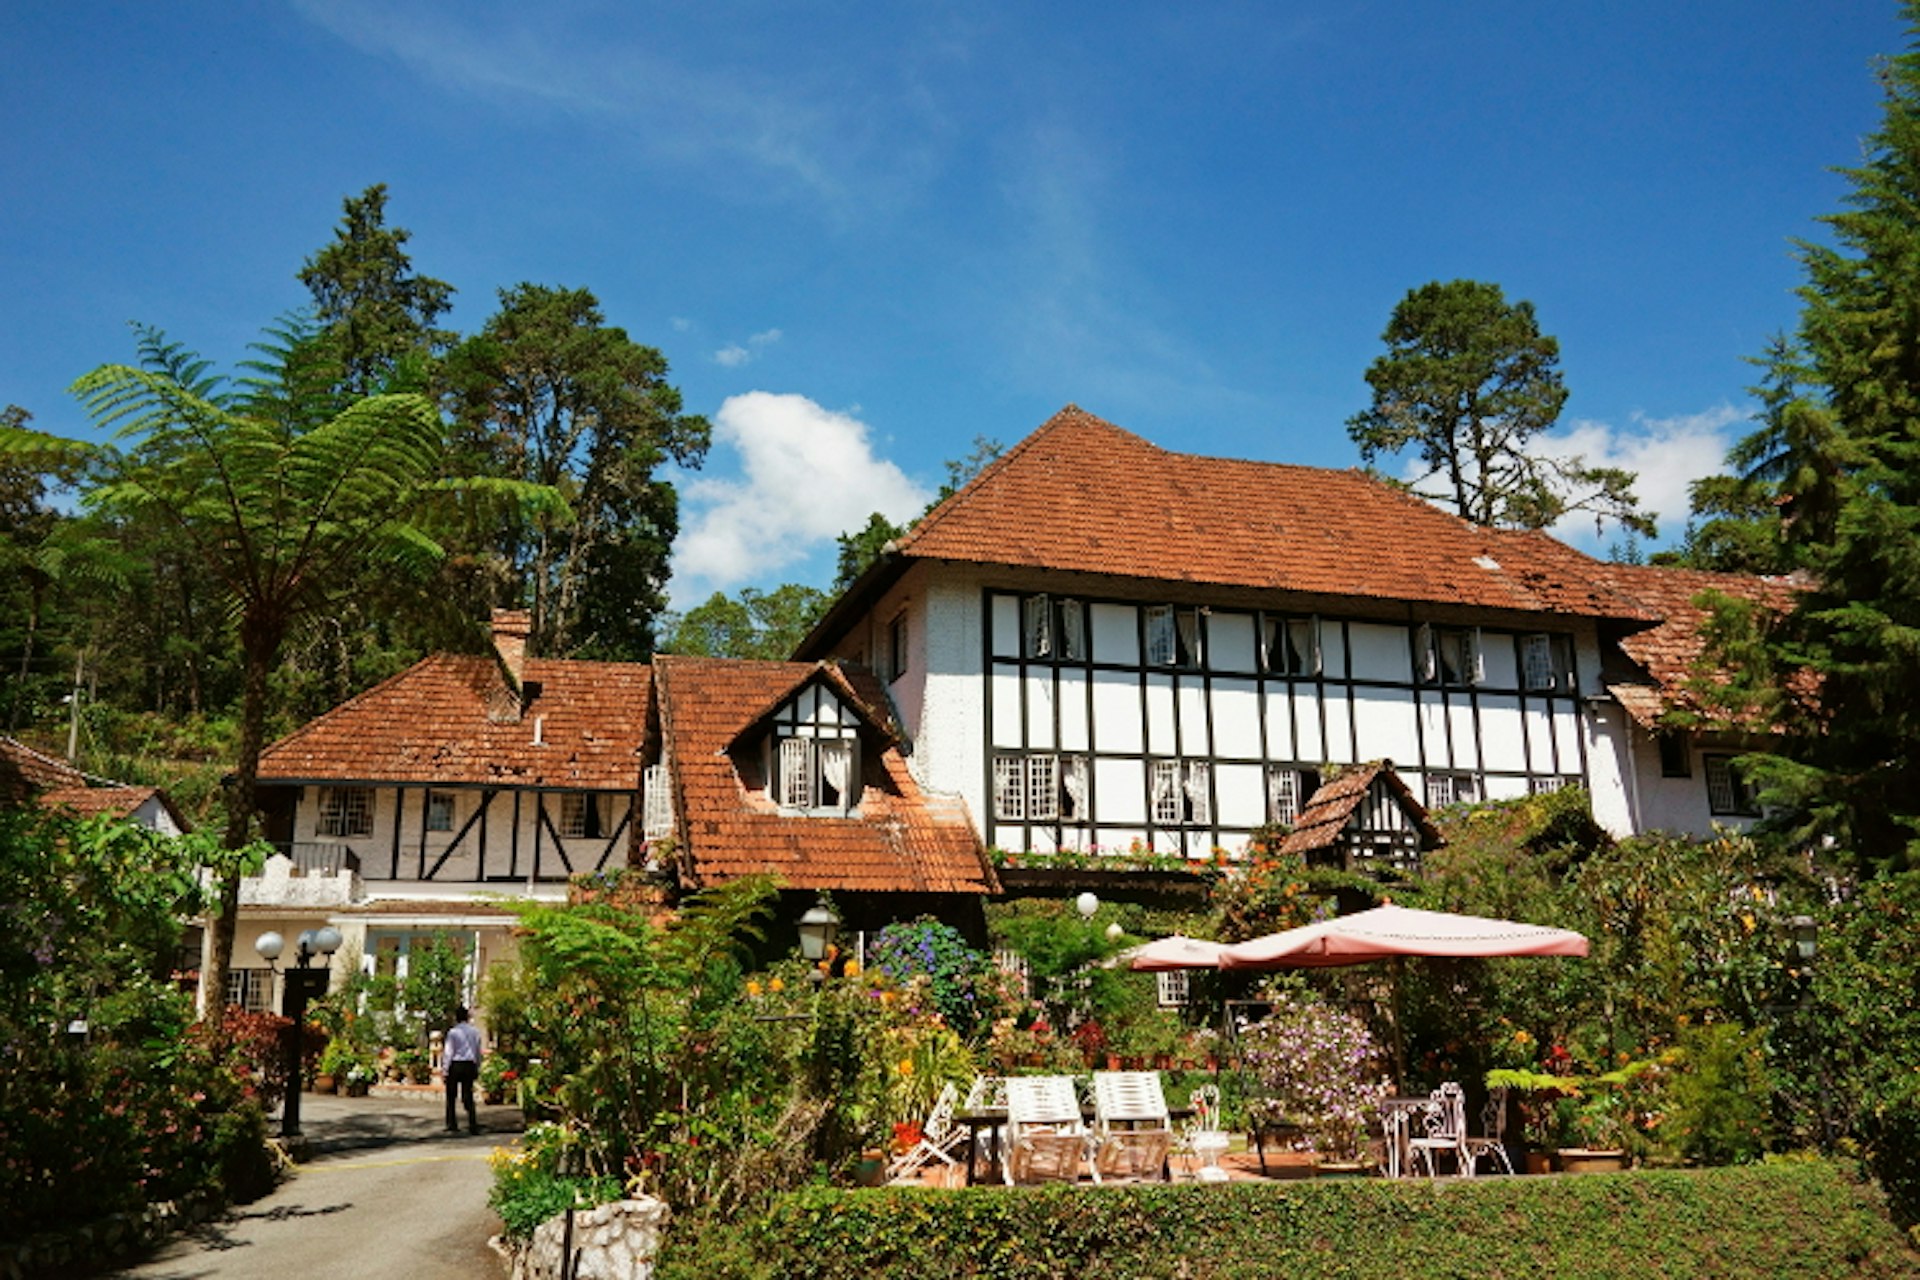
[{"xmin": 1713, "ymin": 9, "xmax": 1920, "ymax": 872}]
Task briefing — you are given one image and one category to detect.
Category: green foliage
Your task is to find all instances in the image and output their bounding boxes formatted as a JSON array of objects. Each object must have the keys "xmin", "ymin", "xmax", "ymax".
[
  {"xmin": 833, "ymin": 512, "xmax": 904, "ymax": 591},
  {"xmin": 401, "ymin": 930, "xmax": 470, "ymax": 1039},
  {"xmin": 657, "ymin": 1162, "xmax": 1920, "ymax": 1280},
  {"xmin": 1654, "ymin": 1023, "xmax": 1773, "ymax": 1166},
  {"xmin": 1347, "ymin": 278, "xmax": 1651, "ymax": 536},
  {"xmin": 440, "ymin": 282, "xmax": 709, "ymax": 659},
  {"xmin": 0, "ymin": 812, "xmax": 275, "ymax": 1238},
  {"xmin": 658, "ymin": 584, "xmax": 830, "ymax": 660},
  {"xmin": 866, "ymin": 917, "xmax": 995, "ymax": 1035}
]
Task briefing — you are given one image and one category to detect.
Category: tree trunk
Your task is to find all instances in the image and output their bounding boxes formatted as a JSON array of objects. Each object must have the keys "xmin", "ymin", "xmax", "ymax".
[{"xmin": 204, "ymin": 617, "xmax": 279, "ymax": 1030}]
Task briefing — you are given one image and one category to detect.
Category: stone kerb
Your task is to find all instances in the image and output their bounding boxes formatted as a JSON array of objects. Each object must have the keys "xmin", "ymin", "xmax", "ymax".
[{"xmin": 504, "ymin": 1198, "xmax": 670, "ymax": 1280}]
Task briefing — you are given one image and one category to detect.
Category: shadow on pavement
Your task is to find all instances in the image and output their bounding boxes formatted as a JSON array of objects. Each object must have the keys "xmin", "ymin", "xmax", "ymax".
[{"xmin": 291, "ymin": 1093, "xmax": 526, "ymax": 1160}]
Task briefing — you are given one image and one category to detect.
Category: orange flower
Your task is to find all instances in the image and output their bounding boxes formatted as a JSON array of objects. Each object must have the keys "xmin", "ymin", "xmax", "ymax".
[
  {"xmin": 768, "ymin": 977, "xmax": 786, "ymax": 994},
  {"xmin": 745, "ymin": 979, "xmax": 763, "ymax": 997},
  {"xmin": 843, "ymin": 960, "xmax": 862, "ymax": 978}
]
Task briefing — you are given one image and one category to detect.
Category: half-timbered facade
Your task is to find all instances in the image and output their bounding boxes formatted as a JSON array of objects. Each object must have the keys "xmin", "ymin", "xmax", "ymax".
[{"xmin": 796, "ymin": 406, "xmax": 1788, "ymax": 855}]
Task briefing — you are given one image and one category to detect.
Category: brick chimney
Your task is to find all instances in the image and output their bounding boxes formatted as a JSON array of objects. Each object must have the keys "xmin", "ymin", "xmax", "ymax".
[{"xmin": 491, "ymin": 609, "xmax": 532, "ymax": 686}]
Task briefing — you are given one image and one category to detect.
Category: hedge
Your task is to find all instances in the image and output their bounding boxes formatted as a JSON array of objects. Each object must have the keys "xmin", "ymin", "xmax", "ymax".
[{"xmin": 657, "ymin": 1160, "xmax": 1920, "ymax": 1279}]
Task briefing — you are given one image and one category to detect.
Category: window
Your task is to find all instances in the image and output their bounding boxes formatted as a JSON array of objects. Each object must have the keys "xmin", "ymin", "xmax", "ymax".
[
  {"xmin": 1522, "ymin": 633, "xmax": 1576, "ymax": 691},
  {"xmin": 1418, "ymin": 626, "xmax": 1482, "ymax": 686},
  {"xmin": 1266, "ymin": 765, "xmax": 1320, "ymax": 825},
  {"xmin": 773, "ymin": 737, "xmax": 858, "ymax": 813},
  {"xmin": 425, "ymin": 790, "xmax": 455, "ymax": 833},
  {"xmin": 1705, "ymin": 756, "xmax": 1761, "ymax": 816},
  {"xmin": 559, "ymin": 793, "xmax": 604, "ymax": 838},
  {"xmin": 993, "ymin": 753, "xmax": 1086, "ymax": 823},
  {"xmin": 1261, "ymin": 615, "xmax": 1322, "ymax": 676},
  {"xmin": 1151, "ymin": 759, "xmax": 1211, "ymax": 825},
  {"xmin": 642, "ymin": 765, "xmax": 673, "ymax": 840},
  {"xmin": 1022, "ymin": 595, "xmax": 1088, "ymax": 661},
  {"xmin": 317, "ymin": 786, "xmax": 373, "ymax": 838},
  {"xmin": 226, "ymin": 968, "xmax": 273, "ymax": 1014},
  {"xmin": 1156, "ymin": 969, "xmax": 1190, "ymax": 1007},
  {"xmin": 1145, "ymin": 606, "xmax": 1202, "ymax": 667},
  {"xmin": 888, "ymin": 611, "xmax": 909, "ymax": 682},
  {"xmin": 1424, "ymin": 772, "xmax": 1480, "ymax": 809},
  {"xmin": 1658, "ymin": 731, "xmax": 1692, "ymax": 778},
  {"xmin": 1527, "ymin": 775, "xmax": 1575, "ymax": 795}
]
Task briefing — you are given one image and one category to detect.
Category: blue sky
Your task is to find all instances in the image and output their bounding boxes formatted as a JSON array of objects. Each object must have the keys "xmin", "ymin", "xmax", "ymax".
[{"xmin": 1, "ymin": 2, "xmax": 1903, "ymax": 603}]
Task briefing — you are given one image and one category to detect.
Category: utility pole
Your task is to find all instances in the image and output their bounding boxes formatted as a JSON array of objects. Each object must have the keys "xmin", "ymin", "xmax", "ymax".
[{"xmin": 66, "ymin": 651, "xmax": 83, "ymax": 760}]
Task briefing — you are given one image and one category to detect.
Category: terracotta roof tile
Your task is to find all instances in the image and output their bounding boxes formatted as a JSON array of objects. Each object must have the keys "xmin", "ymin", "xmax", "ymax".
[
  {"xmin": 898, "ymin": 407, "xmax": 1658, "ymax": 622},
  {"xmin": 257, "ymin": 653, "xmax": 651, "ymax": 789},
  {"xmin": 654, "ymin": 655, "xmax": 995, "ymax": 895},
  {"xmin": 1595, "ymin": 563, "xmax": 1805, "ymax": 728},
  {"xmin": 37, "ymin": 785, "xmax": 181, "ymax": 826},
  {"xmin": 1, "ymin": 736, "xmax": 88, "ymax": 806}
]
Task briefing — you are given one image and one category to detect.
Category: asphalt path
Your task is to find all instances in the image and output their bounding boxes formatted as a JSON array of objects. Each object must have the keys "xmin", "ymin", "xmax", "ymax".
[{"xmin": 109, "ymin": 1092, "xmax": 521, "ymax": 1280}]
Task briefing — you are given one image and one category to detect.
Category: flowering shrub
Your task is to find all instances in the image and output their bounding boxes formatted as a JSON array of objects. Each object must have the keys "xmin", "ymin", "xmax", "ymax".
[
  {"xmin": 1238, "ymin": 994, "xmax": 1390, "ymax": 1160},
  {"xmin": 867, "ymin": 918, "xmax": 996, "ymax": 1035}
]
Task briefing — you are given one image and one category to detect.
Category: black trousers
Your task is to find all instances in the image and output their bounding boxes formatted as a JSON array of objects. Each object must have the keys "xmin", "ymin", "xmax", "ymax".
[{"xmin": 445, "ymin": 1059, "xmax": 479, "ymax": 1130}]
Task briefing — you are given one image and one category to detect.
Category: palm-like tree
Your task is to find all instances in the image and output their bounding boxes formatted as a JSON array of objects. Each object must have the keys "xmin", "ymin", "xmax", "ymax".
[{"xmin": 9, "ymin": 322, "xmax": 556, "ymax": 1023}]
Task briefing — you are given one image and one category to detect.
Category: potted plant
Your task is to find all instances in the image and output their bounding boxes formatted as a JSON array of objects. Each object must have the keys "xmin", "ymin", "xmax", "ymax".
[
  {"xmin": 344, "ymin": 1060, "xmax": 377, "ymax": 1097},
  {"xmin": 1485, "ymin": 1068, "xmax": 1582, "ymax": 1173},
  {"xmin": 1239, "ymin": 995, "xmax": 1389, "ymax": 1169}
]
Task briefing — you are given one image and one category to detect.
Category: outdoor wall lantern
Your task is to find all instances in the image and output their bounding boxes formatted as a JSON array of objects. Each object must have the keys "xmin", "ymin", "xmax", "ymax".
[
  {"xmin": 1105, "ymin": 922, "xmax": 1125, "ymax": 943},
  {"xmin": 1075, "ymin": 891, "xmax": 1099, "ymax": 919},
  {"xmin": 254, "ymin": 925, "xmax": 342, "ymax": 1139},
  {"xmin": 798, "ymin": 894, "xmax": 841, "ymax": 963}
]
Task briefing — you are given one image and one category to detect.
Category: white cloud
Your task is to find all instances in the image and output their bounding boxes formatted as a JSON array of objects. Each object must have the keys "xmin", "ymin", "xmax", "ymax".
[
  {"xmin": 1539, "ymin": 404, "xmax": 1747, "ymax": 550},
  {"xmin": 672, "ymin": 393, "xmax": 931, "ymax": 598},
  {"xmin": 1387, "ymin": 402, "xmax": 1747, "ymax": 554},
  {"xmin": 711, "ymin": 329, "xmax": 784, "ymax": 367}
]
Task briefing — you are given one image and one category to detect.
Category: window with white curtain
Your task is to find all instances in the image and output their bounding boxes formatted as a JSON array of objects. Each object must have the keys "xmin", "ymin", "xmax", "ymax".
[
  {"xmin": 1419, "ymin": 626, "xmax": 1482, "ymax": 686},
  {"xmin": 1151, "ymin": 759, "xmax": 1209, "ymax": 825},
  {"xmin": 1061, "ymin": 755, "xmax": 1090, "ymax": 823},
  {"xmin": 1266, "ymin": 766, "xmax": 1307, "ymax": 825},
  {"xmin": 994, "ymin": 753, "xmax": 1081, "ymax": 823},
  {"xmin": 1424, "ymin": 772, "xmax": 1479, "ymax": 809},
  {"xmin": 1262, "ymin": 615, "xmax": 1322, "ymax": 675},
  {"xmin": 1024, "ymin": 594, "xmax": 1053, "ymax": 658},
  {"xmin": 771, "ymin": 737, "xmax": 860, "ymax": 813},
  {"xmin": 1145, "ymin": 606, "xmax": 1177, "ymax": 665}
]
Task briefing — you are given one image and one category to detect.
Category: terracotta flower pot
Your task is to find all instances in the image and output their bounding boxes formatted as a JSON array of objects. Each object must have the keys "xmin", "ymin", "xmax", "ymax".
[{"xmin": 1557, "ymin": 1148, "xmax": 1628, "ymax": 1174}]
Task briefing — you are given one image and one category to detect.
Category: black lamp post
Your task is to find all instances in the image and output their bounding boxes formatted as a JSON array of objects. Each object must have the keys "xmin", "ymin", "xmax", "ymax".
[
  {"xmin": 255, "ymin": 925, "xmax": 342, "ymax": 1138},
  {"xmin": 1787, "ymin": 914, "xmax": 1830, "ymax": 1150}
]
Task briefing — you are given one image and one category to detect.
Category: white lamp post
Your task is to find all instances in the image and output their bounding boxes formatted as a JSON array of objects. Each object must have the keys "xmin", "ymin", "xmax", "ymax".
[
  {"xmin": 797, "ymin": 895, "xmax": 842, "ymax": 964},
  {"xmin": 255, "ymin": 924, "xmax": 342, "ymax": 1138}
]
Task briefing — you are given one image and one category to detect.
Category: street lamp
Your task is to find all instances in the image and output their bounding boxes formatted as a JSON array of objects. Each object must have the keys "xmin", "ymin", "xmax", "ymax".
[
  {"xmin": 255, "ymin": 925, "xmax": 342, "ymax": 1138},
  {"xmin": 1790, "ymin": 915, "xmax": 1817, "ymax": 967},
  {"xmin": 1075, "ymin": 891, "xmax": 1099, "ymax": 920},
  {"xmin": 797, "ymin": 895, "xmax": 841, "ymax": 964}
]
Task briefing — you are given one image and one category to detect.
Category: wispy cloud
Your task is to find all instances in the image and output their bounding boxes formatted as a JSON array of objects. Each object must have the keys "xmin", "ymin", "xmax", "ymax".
[
  {"xmin": 671, "ymin": 393, "xmax": 930, "ymax": 599},
  {"xmin": 1540, "ymin": 403, "xmax": 1746, "ymax": 550},
  {"xmin": 713, "ymin": 328, "xmax": 783, "ymax": 367},
  {"xmin": 289, "ymin": 0, "xmax": 949, "ymax": 218}
]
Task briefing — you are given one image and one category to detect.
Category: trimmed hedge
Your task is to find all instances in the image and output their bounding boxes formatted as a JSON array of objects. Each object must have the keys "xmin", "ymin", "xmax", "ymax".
[{"xmin": 658, "ymin": 1161, "xmax": 1920, "ymax": 1279}]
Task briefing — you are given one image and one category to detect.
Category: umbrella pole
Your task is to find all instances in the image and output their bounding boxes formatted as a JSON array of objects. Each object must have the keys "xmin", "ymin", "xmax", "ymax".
[{"xmin": 1388, "ymin": 957, "xmax": 1408, "ymax": 1090}]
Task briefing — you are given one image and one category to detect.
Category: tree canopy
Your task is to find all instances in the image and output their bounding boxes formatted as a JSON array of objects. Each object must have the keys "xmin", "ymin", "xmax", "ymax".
[
  {"xmin": 1691, "ymin": 5, "xmax": 1920, "ymax": 873},
  {"xmin": 1348, "ymin": 279, "xmax": 1651, "ymax": 537}
]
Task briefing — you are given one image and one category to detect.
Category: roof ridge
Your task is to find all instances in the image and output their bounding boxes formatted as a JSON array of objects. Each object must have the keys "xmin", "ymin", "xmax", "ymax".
[
  {"xmin": 1, "ymin": 733, "xmax": 128, "ymax": 790},
  {"xmin": 898, "ymin": 405, "xmax": 1150, "ymax": 553}
]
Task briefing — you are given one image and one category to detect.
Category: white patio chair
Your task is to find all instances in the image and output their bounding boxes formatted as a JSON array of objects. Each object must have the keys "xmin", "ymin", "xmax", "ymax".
[
  {"xmin": 1408, "ymin": 1081, "xmax": 1471, "ymax": 1178},
  {"xmin": 1173, "ymin": 1083, "xmax": 1232, "ymax": 1183},
  {"xmin": 1003, "ymin": 1075, "xmax": 1091, "ymax": 1185},
  {"xmin": 1091, "ymin": 1070, "xmax": 1174, "ymax": 1183},
  {"xmin": 1464, "ymin": 1085, "xmax": 1514, "ymax": 1175},
  {"xmin": 887, "ymin": 1082, "xmax": 967, "ymax": 1185}
]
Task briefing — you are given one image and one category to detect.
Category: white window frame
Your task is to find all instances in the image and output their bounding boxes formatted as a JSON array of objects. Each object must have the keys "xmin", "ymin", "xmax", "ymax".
[
  {"xmin": 642, "ymin": 764, "xmax": 674, "ymax": 840},
  {"xmin": 1266, "ymin": 766, "xmax": 1305, "ymax": 825},
  {"xmin": 1425, "ymin": 772, "xmax": 1479, "ymax": 809},
  {"xmin": 559, "ymin": 792, "xmax": 600, "ymax": 839},
  {"xmin": 1156, "ymin": 969, "xmax": 1190, "ymax": 1007},
  {"xmin": 774, "ymin": 736, "xmax": 859, "ymax": 814},
  {"xmin": 1527, "ymin": 775, "xmax": 1573, "ymax": 795},
  {"xmin": 1145, "ymin": 606, "xmax": 1177, "ymax": 665},
  {"xmin": 1151, "ymin": 758, "xmax": 1210, "ymax": 826},
  {"xmin": 226, "ymin": 967, "xmax": 273, "ymax": 1014},
  {"xmin": 993, "ymin": 753, "xmax": 1074, "ymax": 823},
  {"xmin": 1024, "ymin": 594, "xmax": 1053, "ymax": 659},
  {"xmin": 425, "ymin": 790, "xmax": 456, "ymax": 833},
  {"xmin": 317, "ymin": 786, "xmax": 373, "ymax": 838},
  {"xmin": 1150, "ymin": 759, "xmax": 1182, "ymax": 824}
]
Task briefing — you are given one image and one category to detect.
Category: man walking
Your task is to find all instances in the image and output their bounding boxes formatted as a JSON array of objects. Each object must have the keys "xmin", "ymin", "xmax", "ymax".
[{"xmin": 443, "ymin": 1005, "xmax": 483, "ymax": 1135}]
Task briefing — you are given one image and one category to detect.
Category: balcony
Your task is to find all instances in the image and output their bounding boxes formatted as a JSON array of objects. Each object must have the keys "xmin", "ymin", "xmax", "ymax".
[{"xmin": 275, "ymin": 841, "xmax": 362, "ymax": 876}]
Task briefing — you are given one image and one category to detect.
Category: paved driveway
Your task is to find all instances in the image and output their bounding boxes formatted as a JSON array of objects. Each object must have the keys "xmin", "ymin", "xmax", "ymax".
[{"xmin": 110, "ymin": 1092, "xmax": 522, "ymax": 1280}]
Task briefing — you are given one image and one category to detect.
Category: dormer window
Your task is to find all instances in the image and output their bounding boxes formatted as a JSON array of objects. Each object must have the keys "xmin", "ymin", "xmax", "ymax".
[{"xmin": 773, "ymin": 736, "xmax": 859, "ymax": 813}]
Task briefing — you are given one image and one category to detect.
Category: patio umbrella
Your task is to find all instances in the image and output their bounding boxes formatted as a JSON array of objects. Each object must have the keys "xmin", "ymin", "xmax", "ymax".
[
  {"xmin": 1125, "ymin": 935, "xmax": 1229, "ymax": 972},
  {"xmin": 1218, "ymin": 903, "xmax": 1588, "ymax": 970}
]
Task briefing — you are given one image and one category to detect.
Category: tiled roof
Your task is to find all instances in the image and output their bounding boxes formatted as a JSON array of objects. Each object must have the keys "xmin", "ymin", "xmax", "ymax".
[
  {"xmin": 1, "ymin": 736, "xmax": 88, "ymax": 806},
  {"xmin": 1595, "ymin": 564, "xmax": 1805, "ymax": 728},
  {"xmin": 653, "ymin": 655, "xmax": 996, "ymax": 895},
  {"xmin": 1278, "ymin": 762, "xmax": 1441, "ymax": 857},
  {"xmin": 257, "ymin": 653, "xmax": 651, "ymax": 789},
  {"xmin": 37, "ymin": 785, "xmax": 179, "ymax": 826},
  {"xmin": 895, "ymin": 407, "xmax": 1658, "ymax": 622}
]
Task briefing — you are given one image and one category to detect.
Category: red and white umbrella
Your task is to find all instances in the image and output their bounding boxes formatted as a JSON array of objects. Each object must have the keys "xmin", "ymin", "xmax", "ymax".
[{"xmin": 1218, "ymin": 903, "xmax": 1588, "ymax": 970}]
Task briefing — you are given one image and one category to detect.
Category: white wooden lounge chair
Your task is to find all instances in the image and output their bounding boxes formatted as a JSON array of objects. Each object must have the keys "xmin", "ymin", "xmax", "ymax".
[
  {"xmin": 1003, "ymin": 1075, "xmax": 1090, "ymax": 1185},
  {"xmin": 887, "ymin": 1082, "xmax": 966, "ymax": 1185},
  {"xmin": 1091, "ymin": 1070, "xmax": 1174, "ymax": 1183}
]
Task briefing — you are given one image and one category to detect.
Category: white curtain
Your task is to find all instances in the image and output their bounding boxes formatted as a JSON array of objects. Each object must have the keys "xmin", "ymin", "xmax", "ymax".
[
  {"xmin": 1024, "ymin": 594, "xmax": 1052, "ymax": 658},
  {"xmin": 1184, "ymin": 761, "xmax": 1211, "ymax": 824},
  {"xmin": 1062, "ymin": 755, "xmax": 1089, "ymax": 822},
  {"xmin": 1176, "ymin": 610, "xmax": 1202, "ymax": 667},
  {"xmin": 819, "ymin": 739, "xmax": 853, "ymax": 808}
]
